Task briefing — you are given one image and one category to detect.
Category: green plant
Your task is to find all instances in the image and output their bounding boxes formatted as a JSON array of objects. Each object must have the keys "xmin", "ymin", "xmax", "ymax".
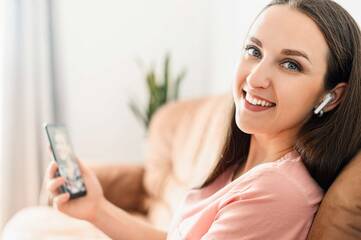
[{"xmin": 128, "ymin": 53, "xmax": 186, "ymax": 130}]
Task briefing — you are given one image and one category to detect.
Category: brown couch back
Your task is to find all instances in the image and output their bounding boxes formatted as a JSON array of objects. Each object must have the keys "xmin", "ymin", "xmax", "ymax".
[
  {"xmin": 307, "ymin": 150, "xmax": 361, "ymax": 239},
  {"xmin": 143, "ymin": 93, "xmax": 361, "ymax": 238}
]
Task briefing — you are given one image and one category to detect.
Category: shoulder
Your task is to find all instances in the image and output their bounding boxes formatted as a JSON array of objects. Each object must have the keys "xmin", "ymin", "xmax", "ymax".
[
  {"xmin": 200, "ymin": 159, "xmax": 323, "ymax": 240},
  {"xmin": 226, "ymin": 159, "xmax": 323, "ymax": 208}
]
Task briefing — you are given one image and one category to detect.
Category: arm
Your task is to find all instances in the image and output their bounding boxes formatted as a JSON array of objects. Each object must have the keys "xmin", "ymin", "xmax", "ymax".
[
  {"xmin": 92, "ymin": 198, "xmax": 167, "ymax": 240},
  {"xmin": 46, "ymin": 160, "xmax": 167, "ymax": 240},
  {"xmin": 90, "ymin": 164, "xmax": 148, "ymax": 214}
]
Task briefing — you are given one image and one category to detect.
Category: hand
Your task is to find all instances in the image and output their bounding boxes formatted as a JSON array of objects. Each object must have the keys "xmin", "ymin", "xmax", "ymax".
[{"xmin": 45, "ymin": 159, "xmax": 106, "ymax": 222}]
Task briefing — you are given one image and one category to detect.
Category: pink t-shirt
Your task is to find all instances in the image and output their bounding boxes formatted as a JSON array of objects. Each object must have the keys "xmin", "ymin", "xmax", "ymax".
[{"xmin": 166, "ymin": 150, "xmax": 324, "ymax": 240}]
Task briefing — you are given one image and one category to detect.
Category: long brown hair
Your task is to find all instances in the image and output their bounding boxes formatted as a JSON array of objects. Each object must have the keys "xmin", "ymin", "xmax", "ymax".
[{"xmin": 199, "ymin": 0, "xmax": 361, "ymax": 191}]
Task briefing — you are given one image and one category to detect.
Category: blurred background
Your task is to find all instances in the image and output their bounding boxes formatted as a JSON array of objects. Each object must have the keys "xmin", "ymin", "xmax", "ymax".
[{"xmin": 0, "ymin": 0, "xmax": 360, "ymax": 231}]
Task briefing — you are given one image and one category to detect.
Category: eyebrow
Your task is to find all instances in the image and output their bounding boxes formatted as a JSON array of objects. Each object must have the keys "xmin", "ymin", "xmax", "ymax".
[
  {"xmin": 281, "ymin": 49, "xmax": 311, "ymax": 63},
  {"xmin": 249, "ymin": 37, "xmax": 311, "ymax": 63},
  {"xmin": 250, "ymin": 37, "xmax": 263, "ymax": 47}
]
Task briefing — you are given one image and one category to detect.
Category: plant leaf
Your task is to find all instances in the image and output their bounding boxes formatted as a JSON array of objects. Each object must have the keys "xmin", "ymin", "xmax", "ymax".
[
  {"xmin": 146, "ymin": 70, "xmax": 157, "ymax": 94},
  {"xmin": 163, "ymin": 53, "xmax": 170, "ymax": 101},
  {"xmin": 173, "ymin": 69, "xmax": 186, "ymax": 100},
  {"xmin": 128, "ymin": 100, "xmax": 147, "ymax": 129},
  {"xmin": 130, "ymin": 54, "xmax": 186, "ymax": 131}
]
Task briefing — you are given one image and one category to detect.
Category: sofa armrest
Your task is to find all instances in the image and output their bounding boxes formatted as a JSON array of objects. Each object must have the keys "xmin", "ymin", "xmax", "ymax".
[
  {"xmin": 91, "ymin": 164, "xmax": 148, "ymax": 214},
  {"xmin": 39, "ymin": 163, "xmax": 148, "ymax": 215}
]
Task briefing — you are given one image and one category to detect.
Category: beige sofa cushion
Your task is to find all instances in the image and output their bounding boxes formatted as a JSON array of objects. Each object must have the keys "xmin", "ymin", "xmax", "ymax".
[
  {"xmin": 2, "ymin": 206, "xmax": 110, "ymax": 239},
  {"xmin": 143, "ymin": 93, "xmax": 233, "ymax": 230}
]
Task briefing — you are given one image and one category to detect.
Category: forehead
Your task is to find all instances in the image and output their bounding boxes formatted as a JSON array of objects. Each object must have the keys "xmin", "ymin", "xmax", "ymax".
[{"xmin": 248, "ymin": 5, "xmax": 329, "ymax": 61}]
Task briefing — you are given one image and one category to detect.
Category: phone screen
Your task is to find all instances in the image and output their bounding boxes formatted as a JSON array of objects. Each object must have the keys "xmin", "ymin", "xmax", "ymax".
[{"xmin": 45, "ymin": 124, "xmax": 87, "ymax": 199}]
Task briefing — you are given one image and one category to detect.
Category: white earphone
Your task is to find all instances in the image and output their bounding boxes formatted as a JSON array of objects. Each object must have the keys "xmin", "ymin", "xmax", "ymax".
[{"xmin": 313, "ymin": 92, "xmax": 335, "ymax": 116}]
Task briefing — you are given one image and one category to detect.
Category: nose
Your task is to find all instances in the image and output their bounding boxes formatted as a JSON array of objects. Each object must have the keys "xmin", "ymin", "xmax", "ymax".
[{"xmin": 246, "ymin": 60, "xmax": 272, "ymax": 89}]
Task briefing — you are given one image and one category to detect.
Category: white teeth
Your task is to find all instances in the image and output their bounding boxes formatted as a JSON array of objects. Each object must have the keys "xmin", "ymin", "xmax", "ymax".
[{"xmin": 245, "ymin": 93, "xmax": 274, "ymax": 107}]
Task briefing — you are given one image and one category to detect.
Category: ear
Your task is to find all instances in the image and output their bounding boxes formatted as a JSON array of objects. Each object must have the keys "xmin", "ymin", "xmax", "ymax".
[{"xmin": 324, "ymin": 82, "xmax": 348, "ymax": 112}]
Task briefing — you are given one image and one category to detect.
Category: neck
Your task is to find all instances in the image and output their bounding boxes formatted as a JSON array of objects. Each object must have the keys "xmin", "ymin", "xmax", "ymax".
[{"xmin": 245, "ymin": 130, "xmax": 297, "ymax": 170}]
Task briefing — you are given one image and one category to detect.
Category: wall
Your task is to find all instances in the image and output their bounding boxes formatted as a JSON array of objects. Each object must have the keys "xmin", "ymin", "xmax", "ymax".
[{"xmin": 55, "ymin": 0, "xmax": 211, "ymax": 163}]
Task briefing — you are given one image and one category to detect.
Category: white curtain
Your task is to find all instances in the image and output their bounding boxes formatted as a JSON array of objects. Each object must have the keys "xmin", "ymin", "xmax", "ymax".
[{"xmin": 0, "ymin": 0, "xmax": 57, "ymax": 229}]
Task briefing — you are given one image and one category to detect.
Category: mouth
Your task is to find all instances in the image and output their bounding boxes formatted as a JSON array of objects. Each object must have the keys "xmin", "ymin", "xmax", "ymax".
[{"xmin": 242, "ymin": 90, "xmax": 276, "ymax": 110}]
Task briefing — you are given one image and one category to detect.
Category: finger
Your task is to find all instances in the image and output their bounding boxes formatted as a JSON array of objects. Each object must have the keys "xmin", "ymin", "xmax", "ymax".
[
  {"xmin": 47, "ymin": 176, "xmax": 65, "ymax": 194},
  {"xmin": 53, "ymin": 192, "xmax": 70, "ymax": 210},
  {"xmin": 47, "ymin": 161, "xmax": 58, "ymax": 179}
]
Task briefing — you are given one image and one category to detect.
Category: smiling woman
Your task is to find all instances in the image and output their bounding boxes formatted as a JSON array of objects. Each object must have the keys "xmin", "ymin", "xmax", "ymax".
[{"xmin": 185, "ymin": 0, "xmax": 361, "ymax": 239}]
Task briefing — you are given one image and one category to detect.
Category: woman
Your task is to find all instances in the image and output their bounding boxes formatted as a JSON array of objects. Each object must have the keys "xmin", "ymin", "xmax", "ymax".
[{"xmin": 46, "ymin": 0, "xmax": 361, "ymax": 239}]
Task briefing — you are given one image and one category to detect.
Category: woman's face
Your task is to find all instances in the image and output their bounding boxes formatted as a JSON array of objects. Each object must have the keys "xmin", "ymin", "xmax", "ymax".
[{"xmin": 233, "ymin": 5, "xmax": 329, "ymax": 136}]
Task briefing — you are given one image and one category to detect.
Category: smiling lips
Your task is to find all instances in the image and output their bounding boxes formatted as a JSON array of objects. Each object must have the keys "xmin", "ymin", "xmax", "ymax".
[
  {"xmin": 243, "ymin": 91, "xmax": 276, "ymax": 112},
  {"xmin": 242, "ymin": 90, "xmax": 276, "ymax": 107}
]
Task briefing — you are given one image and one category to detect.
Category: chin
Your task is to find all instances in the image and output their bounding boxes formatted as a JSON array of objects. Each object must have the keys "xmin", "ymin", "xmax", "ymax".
[
  {"xmin": 235, "ymin": 112, "xmax": 271, "ymax": 135},
  {"xmin": 235, "ymin": 114, "xmax": 253, "ymax": 134}
]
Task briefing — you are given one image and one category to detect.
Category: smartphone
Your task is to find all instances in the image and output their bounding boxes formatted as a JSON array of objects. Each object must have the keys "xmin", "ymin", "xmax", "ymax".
[{"xmin": 44, "ymin": 123, "xmax": 87, "ymax": 199}]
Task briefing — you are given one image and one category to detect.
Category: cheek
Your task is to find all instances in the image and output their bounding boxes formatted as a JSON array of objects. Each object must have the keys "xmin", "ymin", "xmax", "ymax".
[
  {"xmin": 232, "ymin": 62, "xmax": 250, "ymax": 98},
  {"xmin": 275, "ymin": 91, "xmax": 315, "ymax": 128}
]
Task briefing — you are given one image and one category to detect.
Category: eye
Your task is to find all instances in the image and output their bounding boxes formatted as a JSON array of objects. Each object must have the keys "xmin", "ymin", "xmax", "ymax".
[
  {"xmin": 244, "ymin": 45, "xmax": 262, "ymax": 59},
  {"xmin": 281, "ymin": 60, "xmax": 303, "ymax": 72}
]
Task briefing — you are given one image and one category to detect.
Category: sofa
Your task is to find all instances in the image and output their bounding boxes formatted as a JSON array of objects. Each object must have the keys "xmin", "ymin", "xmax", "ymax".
[{"xmin": 2, "ymin": 93, "xmax": 361, "ymax": 239}]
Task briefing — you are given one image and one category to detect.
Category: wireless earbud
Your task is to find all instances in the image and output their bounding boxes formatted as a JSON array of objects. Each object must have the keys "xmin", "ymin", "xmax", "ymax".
[{"xmin": 313, "ymin": 92, "xmax": 335, "ymax": 116}]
